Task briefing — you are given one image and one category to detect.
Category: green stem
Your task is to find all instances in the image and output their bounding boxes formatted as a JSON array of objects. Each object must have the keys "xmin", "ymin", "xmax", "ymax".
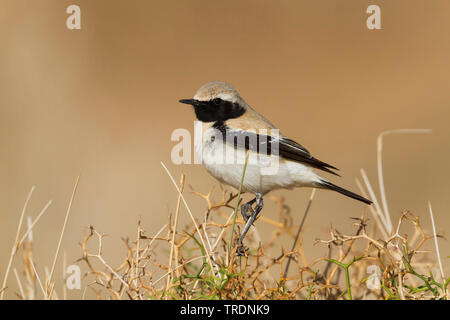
[
  {"xmin": 344, "ymin": 266, "xmax": 352, "ymax": 300},
  {"xmin": 327, "ymin": 256, "xmax": 363, "ymax": 300}
]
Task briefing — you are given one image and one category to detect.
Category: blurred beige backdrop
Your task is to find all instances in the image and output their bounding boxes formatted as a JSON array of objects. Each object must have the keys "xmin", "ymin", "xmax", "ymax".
[{"xmin": 0, "ymin": 0, "xmax": 449, "ymax": 298}]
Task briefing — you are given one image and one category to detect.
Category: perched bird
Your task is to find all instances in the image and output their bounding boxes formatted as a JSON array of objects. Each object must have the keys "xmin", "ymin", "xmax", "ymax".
[{"xmin": 179, "ymin": 81, "xmax": 371, "ymax": 254}]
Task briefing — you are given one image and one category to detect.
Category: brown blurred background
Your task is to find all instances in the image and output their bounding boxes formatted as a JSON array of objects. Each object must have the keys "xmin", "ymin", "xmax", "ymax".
[{"xmin": 0, "ymin": 0, "xmax": 449, "ymax": 298}]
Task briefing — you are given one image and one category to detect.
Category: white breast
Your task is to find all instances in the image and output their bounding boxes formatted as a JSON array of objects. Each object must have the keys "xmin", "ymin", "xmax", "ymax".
[{"xmin": 196, "ymin": 127, "xmax": 320, "ymax": 195}]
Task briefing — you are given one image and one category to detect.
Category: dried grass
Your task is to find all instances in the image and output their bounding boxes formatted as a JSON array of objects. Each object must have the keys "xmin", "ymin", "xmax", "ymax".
[{"xmin": 2, "ymin": 130, "xmax": 448, "ymax": 300}]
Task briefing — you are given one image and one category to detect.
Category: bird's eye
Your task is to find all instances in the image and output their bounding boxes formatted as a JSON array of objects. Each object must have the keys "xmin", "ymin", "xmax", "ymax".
[{"xmin": 212, "ymin": 98, "xmax": 222, "ymax": 105}]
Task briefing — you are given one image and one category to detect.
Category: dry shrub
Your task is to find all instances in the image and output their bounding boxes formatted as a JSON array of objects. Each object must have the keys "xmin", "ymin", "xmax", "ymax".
[
  {"xmin": 77, "ymin": 180, "xmax": 449, "ymax": 300},
  {"xmin": 3, "ymin": 130, "xmax": 447, "ymax": 300}
]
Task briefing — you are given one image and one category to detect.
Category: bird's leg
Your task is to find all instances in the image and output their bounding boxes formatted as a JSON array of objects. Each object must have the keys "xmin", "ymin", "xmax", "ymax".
[
  {"xmin": 236, "ymin": 193, "xmax": 264, "ymax": 256},
  {"xmin": 240, "ymin": 198, "xmax": 256, "ymax": 222}
]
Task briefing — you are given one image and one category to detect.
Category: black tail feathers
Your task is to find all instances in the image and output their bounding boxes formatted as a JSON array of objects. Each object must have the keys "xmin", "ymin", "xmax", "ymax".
[{"xmin": 319, "ymin": 180, "xmax": 372, "ymax": 205}]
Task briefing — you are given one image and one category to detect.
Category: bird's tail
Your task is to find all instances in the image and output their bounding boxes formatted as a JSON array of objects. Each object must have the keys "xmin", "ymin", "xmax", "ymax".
[{"xmin": 318, "ymin": 179, "xmax": 372, "ymax": 205}]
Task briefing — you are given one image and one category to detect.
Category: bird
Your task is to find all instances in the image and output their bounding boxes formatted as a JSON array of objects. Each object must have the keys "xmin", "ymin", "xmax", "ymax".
[{"xmin": 179, "ymin": 81, "xmax": 372, "ymax": 255}]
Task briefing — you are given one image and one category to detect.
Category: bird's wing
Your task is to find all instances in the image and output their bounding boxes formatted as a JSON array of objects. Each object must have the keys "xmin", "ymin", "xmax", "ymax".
[
  {"xmin": 216, "ymin": 124, "xmax": 340, "ymax": 176},
  {"xmin": 277, "ymin": 136, "xmax": 339, "ymax": 176}
]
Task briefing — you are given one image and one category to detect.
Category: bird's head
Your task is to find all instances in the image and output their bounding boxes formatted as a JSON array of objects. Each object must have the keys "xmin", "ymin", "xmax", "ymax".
[{"xmin": 179, "ymin": 81, "xmax": 246, "ymax": 122}]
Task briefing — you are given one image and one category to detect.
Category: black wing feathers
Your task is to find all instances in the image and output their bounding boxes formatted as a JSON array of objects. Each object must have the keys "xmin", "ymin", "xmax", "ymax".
[
  {"xmin": 278, "ymin": 138, "xmax": 340, "ymax": 176},
  {"xmin": 214, "ymin": 123, "xmax": 340, "ymax": 176}
]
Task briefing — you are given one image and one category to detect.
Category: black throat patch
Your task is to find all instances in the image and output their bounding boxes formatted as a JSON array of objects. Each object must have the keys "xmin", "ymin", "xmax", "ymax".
[{"xmin": 193, "ymin": 99, "xmax": 246, "ymax": 122}]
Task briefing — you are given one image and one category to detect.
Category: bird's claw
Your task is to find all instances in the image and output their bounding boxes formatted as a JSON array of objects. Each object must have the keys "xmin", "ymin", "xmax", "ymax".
[
  {"xmin": 235, "ymin": 243, "xmax": 248, "ymax": 256},
  {"xmin": 240, "ymin": 203, "xmax": 255, "ymax": 223}
]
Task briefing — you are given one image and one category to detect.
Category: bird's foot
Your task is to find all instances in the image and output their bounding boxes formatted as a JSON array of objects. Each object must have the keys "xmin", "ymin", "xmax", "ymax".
[
  {"xmin": 240, "ymin": 202, "xmax": 255, "ymax": 223},
  {"xmin": 234, "ymin": 241, "xmax": 248, "ymax": 257},
  {"xmin": 235, "ymin": 194, "xmax": 264, "ymax": 257}
]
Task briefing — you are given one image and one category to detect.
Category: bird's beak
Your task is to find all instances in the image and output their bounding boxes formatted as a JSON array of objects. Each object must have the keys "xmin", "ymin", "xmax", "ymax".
[{"xmin": 179, "ymin": 99, "xmax": 197, "ymax": 106}]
